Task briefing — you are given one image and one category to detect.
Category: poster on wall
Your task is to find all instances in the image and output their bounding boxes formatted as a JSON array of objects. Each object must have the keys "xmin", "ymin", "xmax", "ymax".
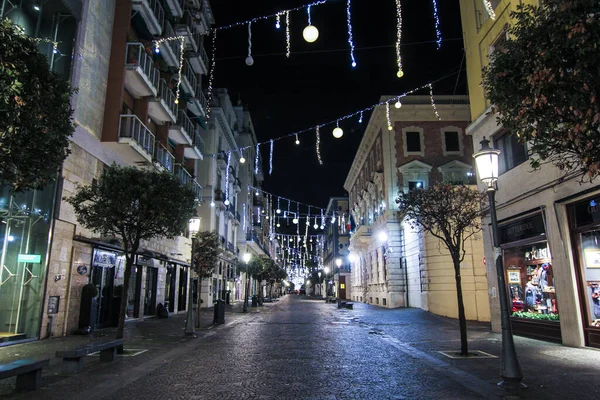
[
  {"xmin": 584, "ymin": 249, "xmax": 600, "ymax": 269},
  {"xmin": 508, "ymin": 271, "xmax": 521, "ymax": 284}
]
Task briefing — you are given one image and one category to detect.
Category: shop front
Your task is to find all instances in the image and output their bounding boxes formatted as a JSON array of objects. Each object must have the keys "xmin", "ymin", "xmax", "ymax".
[
  {"xmin": 90, "ymin": 248, "xmax": 123, "ymax": 328},
  {"xmin": 499, "ymin": 210, "xmax": 561, "ymax": 342},
  {"xmin": 569, "ymin": 197, "xmax": 600, "ymax": 348}
]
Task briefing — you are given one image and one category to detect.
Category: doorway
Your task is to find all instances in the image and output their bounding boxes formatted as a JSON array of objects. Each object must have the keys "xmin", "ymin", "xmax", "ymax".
[
  {"xmin": 90, "ymin": 265, "xmax": 116, "ymax": 328},
  {"xmin": 178, "ymin": 267, "xmax": 188, "ymax": 312},
  {"xmin": 143, "ymin": 267, "xmax": 158, "ymax": 316}
]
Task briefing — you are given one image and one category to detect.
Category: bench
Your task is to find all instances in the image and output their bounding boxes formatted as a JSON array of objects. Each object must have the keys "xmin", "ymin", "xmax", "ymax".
[
  {"xmin": 0, "ymin": 358, "xmax": 50, "ymax": 391},
  {"xmin": 56, "ymin": 339, "xmax": 123, "ymax": 374},
  {"xmin": 340, "ymin": 301, "xmax": 354, "ymax": 310}
]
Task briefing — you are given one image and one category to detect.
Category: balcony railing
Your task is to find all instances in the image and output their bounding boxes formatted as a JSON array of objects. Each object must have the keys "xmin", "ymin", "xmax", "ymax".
[
  {"xmin": 181, "ymin": 60, "xmax": 196, "ymax": 96},
  {"xmin": 192, "ymin": 128, "xmax": 204, "ymax": 155},
  {"xmin": 149, "ymin": 78, "xmax": 177, "ymax": 122},
  {"xmin": 132, "ymin": 0, "xmax": 164, "ymax": 36},
  {"xmin": 118, "ymin": 114, "xmax": 156, "ymax": 157},
  {"xmin": 158, "ymin": 79, "xmax": 176, "ymax": 115},
  {"xmin": 160, "ymin": 22, "xmax": 181, "ymax": 68},
  {"xmin": 125, "ymin": 43, "xmax": 160, "ymax": 96},
  {"xmin": 164, "ymin": 0, "xmax": 184, "ymax": 18},
  {"xmin": 176, "ymin": 12, "xmax": 199, "ymax": 52},
  {"xmin": 154, "ymin": 142, "xmax": 175, "ymax": 173},
  {"xmin": 177, "ymin": 167, "xmax": 193, "ymax": 186},
  {"xmin": 192, "ymin": 180, "xmax": 203, "ymax": 200}
]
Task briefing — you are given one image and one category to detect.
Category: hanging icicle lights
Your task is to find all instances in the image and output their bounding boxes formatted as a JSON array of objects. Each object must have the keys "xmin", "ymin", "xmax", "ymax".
[
  {"xmin": 254, "ymin": 143, "xmax": 260, "ymax": 174},
  {"xmin": 428, "ymin": 83, "xmax": 441, "ymax": 120},
  {"xmin": 206, "ymin": 29, "xmax": 218, "ymax": 120},
  {"xmin": 431, "ymin": 0, "xmax": 442, "ymax": 49},
  {"xmin": 286, "ymin": 11, "xmax": 291, "ymax": 58},
  {"xmin": 153, "ymin": 36, "xmax": 186, "ymax": 104},
  {"xmin": 269, "ymin": 139, "xmax": 274, "ymax": 175},
  {"xmin": 386, "ymin": 101, "xmax": 393, "ymax": 131},
  {"xmin": 315, "ymin": 126, "xmax": 323, "ymax": 165},
  {"xmin": 346, "ymin": 0, "xmax": 357, "ymax": 68},
  {"xmin": 395, "ymin": 0, "xmax": 404, "ymax": 78},
  {"xmin": 482, "ymin": 0, "xmax": 496, "ymax": 20}
]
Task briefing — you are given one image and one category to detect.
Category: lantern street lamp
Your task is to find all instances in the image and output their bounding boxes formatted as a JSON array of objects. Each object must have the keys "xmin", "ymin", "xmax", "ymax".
[
  {"xmin": 185, "ymin": 217, "xmax": 201, "ymax": 336},
  {"xmin": 473, "ymin": 137, "xmax": 524, "ymax": 394},
  {"xmin": 242, "ymin": 253, "xmax": 251, "ymax": 312}
]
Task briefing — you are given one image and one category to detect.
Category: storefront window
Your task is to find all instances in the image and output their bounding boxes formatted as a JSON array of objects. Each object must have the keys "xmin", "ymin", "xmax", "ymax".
[
  {"xmin": 504, "ymin": 242, "xmax": 559, "ymax": 321},
  {"xmin": 579, "ymin": 231, "xmax": 600, "ymax": 327}
]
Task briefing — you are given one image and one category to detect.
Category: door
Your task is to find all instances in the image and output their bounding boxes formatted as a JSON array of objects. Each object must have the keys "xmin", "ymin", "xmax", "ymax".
[
  {"xmin": 90, "ymin": 266, "xmax": 117, "ymax": 328},
  {"xmin": 143, "ymin": 267, "xmax": 158, "ymax": 316},
  {"xmin": 178, "ymin": 267, "xmax": 187, "ymax": 312},
  {"xmin": 339, "ymin": 276, "xmax": 347, "ymax": 300},
  {"xmin": 165, "ymin": 265, "xmax": 176, "ymax": 313}
]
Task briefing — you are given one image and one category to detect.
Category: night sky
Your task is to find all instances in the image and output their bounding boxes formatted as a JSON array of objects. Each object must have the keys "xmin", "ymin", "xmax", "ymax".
[{"xmin": 210, "ymin": 0, "xmax": 466, "ymax": 209}]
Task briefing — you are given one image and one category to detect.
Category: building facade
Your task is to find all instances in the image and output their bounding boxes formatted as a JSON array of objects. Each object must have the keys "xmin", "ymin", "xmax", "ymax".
[
  {"xmin": 460, "ymin": 0, "xmax": 600, "ymax": 346},
  {"xmin": 344, "ymin": 95, "xmax": 490, "ymax": 322},
  {"xmin": 322, "ymin": 197, "xmax": 351, "ymax": 300},
  {"xmin": 0, "ymin": 0, "xmax": 215, "ymax": 342}
]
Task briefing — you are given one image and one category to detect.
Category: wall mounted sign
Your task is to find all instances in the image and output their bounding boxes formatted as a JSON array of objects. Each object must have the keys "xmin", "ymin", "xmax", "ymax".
[
  {"xmin": 48, "ymin": 296, "xmax": 59, "ymax": 314},
  {"xmin": 17, "ymin": 254, "xmax": 41, "ymax": 263},
  {"xmin": 499, "ymin": 213, "xmax": 546, "ymax": 244},
  {"xmin": 76, "ymin": 265, "xmax": 89, "ymax": 275}
]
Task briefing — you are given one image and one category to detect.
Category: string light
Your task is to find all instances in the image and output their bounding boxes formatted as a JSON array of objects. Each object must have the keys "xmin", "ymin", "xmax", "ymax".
[
  {"xmin": 246, "ymin": 22, "xmax": 254, "ymax": 66},
  {"xmin": 285, "ymin": 11, "xmax": 291, "ymax": 58},
  {"xmin": 395, "ymin": 0, "xmax": 404, "ymax": 78},
  {"xmin": 225, "ymin": 151, "xmax": 231, "ymax": 202},
  {"xmin": 332, "ymin": 120, "xmax": 343, "ymax": 139},
  {"xmin": 386, "ymin": 101, "xmax": 393, "ymax": 131},
  {"xmin": 243, "ymin": 203, "xmax": 247, "ymax": 231},
  {"xmin": 269, "ymin": 139, "xmax": 274, "ymax": 175},
  {"xmin": 395, "ymin": 100, "xmax": 402, "ymax": 108},
  {"xmin": 429, "ymin": 83, "xmax": 441, "ymax": 120},
  {"xmin": 432, "ymin": 0, "xmax": 442, "ymax": 49},
  {"xmin": 346, "ymin": 0, "xmax": 356, "ymax": 67},
  {"xmin": 206, "ymin": 29, "xmax": 218, "ymax": 120},
  {"xmin": 482, "ymin": 0, "xmax": 496, "ymax": 20},
  {"xmin": 240, "ymin": 148, "xmax": 246, "ymax": 164},
  {"xmin": 359, "ymin": 111, "xmax": 363, "ymax": 123},
  {"xmin": 275, "ymin": 13, "xmax": 281, "ymax": 29},
  {"xmin": 255, "ymin": 143, "xmax": 260, "ymax": 174},
  {"xmin": 303, "ymin": 5, "xmax": 319, "ymax": 43},
  {"xmin": 316, "ymin": 126, "xmax": 323, "ymax": 165},
  {"xmin": 295, "ymin": 133, "xmax": 300, "ymax": 145},
  {"xmin": 210, "ymin": 154, "xmax": 216, "ymax": 207},
  {"xmin": 153, "ymin": 36, "xmax": 186, "ymax": 104}
]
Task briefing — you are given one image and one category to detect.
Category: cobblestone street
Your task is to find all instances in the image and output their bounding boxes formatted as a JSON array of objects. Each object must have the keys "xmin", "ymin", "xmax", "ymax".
[{"xmin": 2, "ymin": 295, "xmax": 600, "ymax": 399}]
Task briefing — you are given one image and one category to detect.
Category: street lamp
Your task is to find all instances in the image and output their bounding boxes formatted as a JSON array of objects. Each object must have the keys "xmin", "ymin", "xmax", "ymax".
[
  {"xmin": 242, "ymin": 253, "xmax": 251, "ymax": 313},
  {"xmin": 473, "ymin": 137, "xmax": 524, "ymax": 393},
  {"xmin": 185, "ymin": 217, "xmax": 201, "ymax": 337}
]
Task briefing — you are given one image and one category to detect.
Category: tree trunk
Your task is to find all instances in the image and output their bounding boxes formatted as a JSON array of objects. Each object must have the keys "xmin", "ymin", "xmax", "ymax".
[
  {"xmin": 452, "ymin": 255, "xmax": 469, "ymax": 356},
  {"xmin": 195, "ymin": 277, "xmax": 202, "ymax": 328},
  {"xmin": 258, "ymin": 279, "xmax": 264, "ymax": 305},
  {"xmin": 116, "ymin": 254, "xmax": 134, "ymax": 342}
]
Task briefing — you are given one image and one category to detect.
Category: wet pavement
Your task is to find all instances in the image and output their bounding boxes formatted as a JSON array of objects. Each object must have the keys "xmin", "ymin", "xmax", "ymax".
[{"xmin": 1, "ymin": 295, "xmax": 600, "ymax": 399}]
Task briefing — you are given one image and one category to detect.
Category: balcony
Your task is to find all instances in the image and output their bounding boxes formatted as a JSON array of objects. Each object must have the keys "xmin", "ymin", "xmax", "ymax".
[
  {"xmin": 169, "ymin": 110, "xmax": 194, "ymax": 145},
  {"xmin": 191, "ymin": 180, "xmax": 203, "ymax": 202},
  {"xmin": 149, "ymin": 79, "xmax": 177, "ymax": 124},
  {"xmin": 177, "ymin": 166, "xmax": 194, "ymax": 186},
  {"xmin": 184, "ymin": 127, "xmax": 204, "ymax": 160},
  {"xmin": 124, "ymin": 43, "xmax": 159, "ymax": 99},
  {"xmin": 132, "ymin": 0, "xmax": 164, "ymax": 36},
  {"xmin": 187, "ymin": 85, "xmax": 207, "ymax": 117},
  {"xmin": 159, "ymin": 22, "xmax": 181, "ymax": 68},
  {"xmin": 187, "ymin": 42, "xmax": 209, "ymax": 76},
  {"xmin": 195, "ymin": 3, "xmax": 214, "ymax": 35},
  {"xmin": 154, "ymin": 142, "xmax": 175, "ymax": 173},
  {"xmin": 110, "ymin": 114, "xmax": 155, "ymax": 164},
  {"xmin": 180, "ymin": 60, "xmax": 196, "ymax": 97},
  {"xmin": 233, "ymin": 177, "xmax": 241, "ymax": 193},
  {"xmin": 354, "ymin": 225, "xmax": 373, "ymax": 245},
  {"xmin": 164, "ymin": 0, "xmax": 184, "ymax": 18},
  {"xmin": 176, "ymin": 12, "xmax": 199, "ymax": 53},
  {"xmin": 216, "ymin": 152, "xmax": 227, "ymax": 170},
  {"xmin": 226, "ymin": 241, "xmax": 235, "ymax": 253}
]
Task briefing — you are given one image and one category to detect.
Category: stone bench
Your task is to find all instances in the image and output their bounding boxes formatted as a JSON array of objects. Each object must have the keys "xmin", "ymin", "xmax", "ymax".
[
  {"xmin": 0, "ymin": 358, "xmax": 50, "ymax": 391},
  {"xmin": 56, "ymin": 339, "xmax": 123, "ymax": 374}
]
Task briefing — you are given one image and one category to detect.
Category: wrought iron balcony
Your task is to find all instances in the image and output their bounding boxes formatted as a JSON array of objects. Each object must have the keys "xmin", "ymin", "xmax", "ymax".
[
  {"xmin": 154, "ymin": 142, "xmax": 175, "ymax": 173},
  {"xmin": 187, "ymin": 42, "xmax": 209, "ymax": 76},
  {"xmin": 184, "ymin": 126, "xmax": 204, "ymax": 160},
  {"xmin": 177, "ymin": 166, "xmax": 193, "ymax": 186},
  {"xmin": 132, "ymin": 0, "xmax": 164, "ymax": 36},
  {"xmin": 187, "ymin": 85, "xmax": 208, "ymax": 117},
  {"xmin": 191, "ymin": 180, "xmax": 203, "ymax": 201},
  {"xmin": 124, "ymin": 43, "xmax": 159, "ymax": 98},
  {"xmin": 149, "ymin": 78, "xmax": 177, "ymax": 124},
  {"xmin": 169, "ymin": 110, "xmax": 193, "ymax": 145},
  {"xmin": 180, "ymin": 59, "xmax": 196, "ymax": 97},
  {"xmin": 117, "ymin": 114, "xmax": 156, "ymax": 163}
]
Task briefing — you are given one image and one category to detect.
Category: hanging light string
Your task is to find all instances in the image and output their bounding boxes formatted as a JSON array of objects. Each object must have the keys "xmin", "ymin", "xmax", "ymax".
[
  {"xmin": 243, "ymin": 203, "xmax": 247, "ymax": 231},
  {"xmin": 215, "ymin": 0, "xmax": 328, "ymax": 31},
  {"xmin": 254, "ymin": 143, "xmax": 260, "ymax": 174},
  {"xmin": 482, "ymin": 0, "xmax": 496, "ymax": 20},
  {"xmin": 249, "ymin": 185, "xmax": 326, "ymax": 214},
  {"xmin": 210, "ymin": 154, "xmax": 217, "ymax": 206},
  {"xmin": 269, "ymin": 139, "xmax": 274, "ymax": 175},
  {"xmin": 246, "ymin": 22, "xmax": 253, "ymax": 65},
  {"xmin": 32, "ymin": 37, "xmax": 60, "ymax": 53},
  {"xmin": 432, "ymin": 0, "xmax": 442, "ymax": 49},
  {"xmin": 386, "ymin": 101, "xmax": 392, "ymax": 131},
  {"xmin": 307, "ymin": 5, "xmax": 313, "ymax": 25},
  {"xmin": 275, "ymin": 13, "xmax": 281, "ymax": 29},
  {"xmin": 206, "ymin": 28, "xmax": 218, "ymax": 120},
  {"xmin": 395, "ymin": 0, "xmax": 404, "ymax": 78},
  {"xmin": 346, "ymin": 0, "xmax": 357, "ymax": 67},
  {"xmin": 204, "ymin": 81, "xmax": 435, "ymax": 157},
  {"xmin": 153, "ymin": 36, "xmax": 186, "ymax": 104},
  {"xmin": 428, "ymin": 83, "xmax": 441, "ymax": 120},
  {"xmin": 285, "ymin": 11, "xmax": 291, "ymax": 58},
  {"xmin": 225, "ymin": 151, "xmax": 231, "ymax": 202},
  {"xmin": 316, "ymin": 126, "xmax": 323, "ymax": 165}
]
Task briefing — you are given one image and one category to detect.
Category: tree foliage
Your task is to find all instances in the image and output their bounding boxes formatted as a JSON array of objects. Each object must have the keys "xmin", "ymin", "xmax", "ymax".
[
  {"xmin": 66, "ymin": 165, "xmax": 197, "ymax": 338},
  {"xmin": 0, "ymin": 18, "xmax": 75, "ymax": 192},
  {"xmin": 396, "ymin": 184, "xmax": 487, "ymax": 355},
  {"xmin": 482, "ymin": 0, "xmax": 600, "ymax": 180},
  {"xmin": 191, "ymin": 231, "xmax": 221, "ymax": 279}
]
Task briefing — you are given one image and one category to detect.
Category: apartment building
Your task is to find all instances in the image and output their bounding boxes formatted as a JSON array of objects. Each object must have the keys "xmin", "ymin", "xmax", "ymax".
[{"xmin": 322, "ymin": 197, "xmax": 351, "ymax": 301}]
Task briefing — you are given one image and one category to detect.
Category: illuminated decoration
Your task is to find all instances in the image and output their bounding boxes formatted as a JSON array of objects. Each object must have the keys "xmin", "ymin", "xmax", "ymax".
[
  {"xmin": 316, "ymin": 126, "xmax": 323, "ymax": 165},
  {"xmin": 429, "ymin": 83, "xmax": 441, "ymax": 120},
  {"xmin": 432, "ymin": 0, "xmax": 442, "ymax": 49},
  {"xmin": 206, "ymin": 29, "xmax": 218, "ymax": 120},
  {"xmin": 275, "ymin": 13, "xmax": 281, "ymax": 29},
  {"xmin": 346, "ymin": 0, "xmax": 357, "ymax": 67},
  {"xmin": 225, "ymin": 151, "xmax": 231, "ymax": 202},
  {"xmin": 239, "ymin": 148, "xmax": 246, "ymax": 164},
  {"xmin": 295, "ymin": 133, "xmax": 300, "ymax": 145},
  {"xmin": 386, "ymin": 101, "xmax": 393, "ymax": 131},
  {"xmin": 359, "ymin": 111, "xmax": 363, "ymax": 124},
  {"xmin": 332, "ymin": 121, "xmax": 343, "ymax": 139},
  {"xmin": 303, "ymin": 5, "xmax": 319, "ymax": 43},
  {"xmin": 255, "ymin": 143, "xmax": 259, "ymax": 174},
  {"xmin": 243, "ymin": 203, "xmax": 247, "ymax": 231},
  {"xmin": 153, "ymin": 36, "xmax": 186, "ymax": 104},
  {"xmin": 286, "ymin": 11, "xmax": 291, "ymax": 58},
  {"xmin": 395, "ymin": 0, "xmax": 403, "ymax": 78},
  {"xmin": 482, "ymin": 0, "xmax": 496, "ymax": 20},
  {"xmin": 246, "ymin": 22, "xmax": 254, "ymax": 66},
  {"xmin": 395, "ymin": 100, "xmax": 402, "ymax": 109},
  {"xmin": 277, "ymin": 197, "xmax": 281, "ymax": 214},
  {"xmin": 210, "ymin": 154, "xmax": 217, "ymax": 207},
  {"xmin": 269, "ymin": 139, "xmax": 274, "ymax": 175}
]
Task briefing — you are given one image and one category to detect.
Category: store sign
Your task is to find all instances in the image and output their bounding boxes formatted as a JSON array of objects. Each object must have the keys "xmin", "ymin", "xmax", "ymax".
[
  {"xmin": 499, "ymin": 214, "xmax": 546, "ymax": 244},
  {"xmin": 17, "ymin": 254, "xmax": 41, "ymax": 263}
]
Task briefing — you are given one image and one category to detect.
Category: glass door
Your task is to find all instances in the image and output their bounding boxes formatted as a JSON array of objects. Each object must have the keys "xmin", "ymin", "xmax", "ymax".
[
  {"xmin": 143, "ymin": 267, "xmax": 158, "ymax": 316},
  {"xmin": 178, "ymin": 267, "xmax": 187, "ymax": 312}
]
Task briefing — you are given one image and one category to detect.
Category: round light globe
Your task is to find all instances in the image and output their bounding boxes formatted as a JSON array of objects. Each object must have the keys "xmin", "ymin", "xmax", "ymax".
[
  {"xmin": 240, "ymin": 156, "xmax": 246, "ymax": 164},
  {"xmin": 293, "ymin": 218, "xmax": 299, "ymax": 224},
  {"xmin": 303, "ymin": 25, "xmax": 319, "ymax": 43},
  {"xmin": 397, "ymin": 69, "xmax": 404, "ymax": 78},
  {"xmin": 313, "ymin": 224, "xmax": 318, "ymax": 229},
  {"xmin": 395, "ymin": 101, "xmax": 402, "ymax": 109},
  {"xmin": 224, "ymin": 199, "xmax": 230, "ymax": 206},
  {"xmin": 332, "ymin": 127, "xmax": 344, "ymax": 139},
  {"xmin": 245, "ymin": 56, "xmax": 254, "ymax": 66}
]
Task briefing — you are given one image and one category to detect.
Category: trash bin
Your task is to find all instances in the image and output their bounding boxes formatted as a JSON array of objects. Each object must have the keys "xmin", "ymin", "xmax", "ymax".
[
  {"xmin": 251, "ymin": 295, "xmax": 258, "ymax": 307},
  {"xmin": 213, "ymin": 300, "xmax": 225, "ymax": 324}
]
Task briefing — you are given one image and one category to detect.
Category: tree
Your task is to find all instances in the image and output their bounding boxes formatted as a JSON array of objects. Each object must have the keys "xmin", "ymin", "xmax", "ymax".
[
  {"xmin": 482, "ymin": 0, "xmax": 600, "ymax": 180},
  {"xmin": 0, "ymin": 18, "xmax": 75, "ymax": 192},
  {"xmin": 247, "ymin": 257, "xmax": 264, "ymax": 305},
  {"xmin": 66, "ymin": 165, "xmax": 196, "ymax": 340},
  {"xmin": 396, "ymin": 184, "xmax": 487, "ymax": 356},
  {"xmin": 191, "ymin": 230, "xmax": 221, "ymax": 327}
]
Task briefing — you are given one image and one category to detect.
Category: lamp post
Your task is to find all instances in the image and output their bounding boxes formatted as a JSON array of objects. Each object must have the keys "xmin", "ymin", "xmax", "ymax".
[
  {"xmin": 335, "ymin": 258, "xmax": 342, "ymax": 307},
  {"xmin": 242, "ymin": 252, "xmax": 251, "ymax": 313},
  {"xmin": 185, "ymin": 217, "xmax": 201, "ymax": 337},
  {"xmin": 473, "ymin": 137, "xmax": 524, "ymax": 393}
]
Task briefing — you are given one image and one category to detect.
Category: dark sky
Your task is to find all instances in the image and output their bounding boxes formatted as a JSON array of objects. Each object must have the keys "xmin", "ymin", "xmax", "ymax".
[{"xmin": 210, "ymin": 0, "xmax": 466, "ymax": 209}]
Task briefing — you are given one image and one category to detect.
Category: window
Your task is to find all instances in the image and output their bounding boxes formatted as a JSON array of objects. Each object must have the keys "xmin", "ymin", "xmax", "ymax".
[
  {"xmin": 406, "ymin": 132, "xmax": 421, "ymax": 152},
  {"xmin": 408, "ymin": 181, "xmax": 423, "ymax": 190},
  {"xmin": 444, "ymin": 132, "xmax": 460, "ymax": 152},
  {"xmin": 494, "ymin": 131, "xmax": 528, "ymax": 174}
]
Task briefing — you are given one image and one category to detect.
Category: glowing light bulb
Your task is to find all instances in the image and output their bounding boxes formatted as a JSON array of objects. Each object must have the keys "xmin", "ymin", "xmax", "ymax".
[
  {"xmin": 303, "ymin": 25, "xmax": 319, "ymax": 43},
  {"xmin": 320, "ymin": 225, "xmax": 324, "ymax": 230},
  {"xmin": 332, "ymin": 127, "xmax": 343, "ymax": 139},
  {"xmin": 240, "ymin": 156, "xmax": 246, "ymax": 164},
  {"xmin": 397, "ymin": 70, "xmax": 404, "ymax": 78},
  {"xmin": 293, "ymin": 218, "xmax": 299, "ymax": 224},
  {"xmin": 210, "ymin": 201, "xmax": 215, "ymax": 207},
  {"xmin": 224, "ymin": 199, "xmax": 230, "ymax": 206},
  {"xmin": 154, "ymin": 46, "xmax": 160, "ymax": 54},
  {"xmin": 276, "ymin": 209, "xmax": 281, "ymax": 214},
  {"xmin": 277, "ymin": 223, "xmax": 281, "ymax": 227},
  {"xmin": 245, "ymin": 56, "xmax": 254, "ymax": 66},
  {"xmin": 395, "ymin": 101, "xmax": 402, "ymax": 109},
  {"xmin": 313, "ymin": 224, "xmax": 318, "ymax": 229},
  {"xmin": 388, "ymin": 125, "xmax": 393, "ymax": 131}
]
